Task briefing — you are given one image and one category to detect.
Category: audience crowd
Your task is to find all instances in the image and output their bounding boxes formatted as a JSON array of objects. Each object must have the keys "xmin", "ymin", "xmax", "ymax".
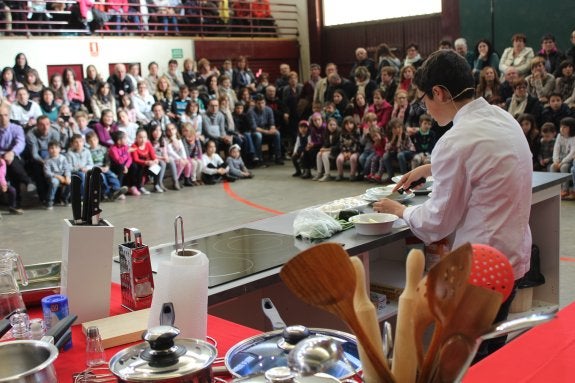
[
  {"xmin": 2, "ymin": 28, "xmax": 575, "ymax": 216},
  {"xmin": 0, "ymin": 0, "xmax": 277, "ymax": 36}
]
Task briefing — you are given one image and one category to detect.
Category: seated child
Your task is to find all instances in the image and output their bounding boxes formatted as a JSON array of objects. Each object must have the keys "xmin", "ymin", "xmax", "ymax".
[
  {"xmin": 0, "ymin": 158, "xmax": 22, "ymax": 215},
  {"xmin": 335, "ymin": 116, "xmax": 361, "ymax": 181},
  {"xmin": 538, "ymin": 122, "xmax": 556, "ymax": 171},
  {"xmin": 359, "ymin": 112, "xmax": 378, "ymax": 178},
  {"xmin": 366, "ymin": 125, "xmax": 387, "ymax": 183},
  {"xmin": 132, "ymin": 128, "xmax": 162, "ymax": 195},
  {"xmin": 181, "ymin": 123, "xmax": 204, "ymax": 185},
  {"xmin": 117, "ymin": 109, "xmax": 139, "ymax": 146},
  {"xmin": 541, "ymin": 93, "xmax": 572, "ymax": 129},
  {"xmin": 313, "ymin": 117, "xmax": 340, "ymax": 182},
  {"xmin": 74, "ymin": 110, "xmax": 94, "ymax": 139},
  {"xmin": 108, "ymin": 131, "xmax": 135, "ymax": 193},
  {"xmin": 86, "ymin": 131, "xmax": 128, "ymax": 200},
  {"xmin": 382, "ymin": 118, "xmax": 416, "ymax": 182},
  {"xmin": 201, "ymin": 139, "xmax": 232, "ymax": 184},
  {"xmin": 165, "ymin": 123, "xmax": 192, "ymax": 189},
  {"xmin": 410, "ymin": 114, "xmax": 436, "ymax": 169},
  {"xmin": 43, "ymin": 140, "xmax": 71, "ymax": 209},
  {"xmin": 226, "ymin": 144, "xmax": 253, "ymax": 179},
  {"xmin": 172, "ymin": 84, "xmax": 191, "ymax": 121},
  {"xmin": 551, "ymin": 117, "xmax": 575, "ymax": 199},
  {"xmin": 66, "ymin": 134, "xmax": 94, "ymax": 194},
  {"xmin": 291, "ymin": 120, "xmax": 311, "ymax": 178}
]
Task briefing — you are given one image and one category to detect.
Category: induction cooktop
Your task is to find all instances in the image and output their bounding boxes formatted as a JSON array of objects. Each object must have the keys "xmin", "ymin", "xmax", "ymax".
[{"xmin": 150, "ymin": 228, "xmax": 301, "ymax": 288}]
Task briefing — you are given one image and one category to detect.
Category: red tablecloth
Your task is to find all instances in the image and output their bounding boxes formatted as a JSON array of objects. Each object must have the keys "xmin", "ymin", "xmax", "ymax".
[
  {"xmin": 464, "ymin": 301, "xmax": 575, "ymax": 382},
  {"xmin": 27, "ymin": 284, "xmax": 262, "ymax": 382}
]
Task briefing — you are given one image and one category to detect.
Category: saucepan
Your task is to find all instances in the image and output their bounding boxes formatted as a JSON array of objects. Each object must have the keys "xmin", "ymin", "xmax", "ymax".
[
  {"xmin": 224, "ymin": 298, "xmax": 361, "ymax": 380},
  {"xmin": 0, "ymin": 312, "xmax": 77, "ymax": 383},
  {"xmin": 109, "ymin": 303, "xmax": 219, "ymax": 383}
]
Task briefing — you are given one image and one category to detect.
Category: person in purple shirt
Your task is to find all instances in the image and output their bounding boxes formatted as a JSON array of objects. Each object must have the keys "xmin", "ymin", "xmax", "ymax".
[
  {"xmin": 0, "ymin": 104, "xmax": 35, "ymax": 209},
  {"xmin": 92, "ymin": 109, "xmax": 118, "ymax": 147}
]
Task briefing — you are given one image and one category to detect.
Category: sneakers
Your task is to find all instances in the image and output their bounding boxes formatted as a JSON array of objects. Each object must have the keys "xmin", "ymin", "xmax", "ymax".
[
  {"xmin": 45, "ymin": 201, "xmax": 54, "ymax": 210},
  {"xmin": 334, "ymin": 175, "xmax": 343, "ymax": 182},
  {"xmin": 312, "ymin": 173, "xmax": 323, "ymax": 181},
  {"xmin": 319, "ymin": 174, "xmax": 332, "ymax": 182},
  {"xmin": 139, "ymin": 187, "xmax": 151, "ymax": 195},
  {"xmin": 184, "ymin": 178, "xmax": 194, "ymax": 187},
  {"xmin": 8, "ymin": 207, "xmax": 24, "ymax": 215},
  {"xmin": 153, "ymin": 185, "xmax": 164, "ymax": 193},
  {"xmin": 292, "ymin": 171, "xmax": 302, "ymax": 177},
  {"xmin": 111, "ymin": 186, "xmax": 129, "ymax": 200},
  {"xmin": 129, "ymin": 186, "xmax": 141, "ymax": 196}
]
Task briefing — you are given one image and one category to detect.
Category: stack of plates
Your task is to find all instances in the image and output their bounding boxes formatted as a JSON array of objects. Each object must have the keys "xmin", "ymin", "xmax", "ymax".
[{"xmin": 361, "ymin": 185, "xmax": 415, "ymax": 203}]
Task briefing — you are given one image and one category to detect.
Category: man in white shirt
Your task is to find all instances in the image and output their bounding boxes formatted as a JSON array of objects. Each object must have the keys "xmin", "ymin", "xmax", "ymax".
[
  {"xmin": 10, "ymin": 88, "xmax": 42, "ymax": 131},
  {"xmin": 373, "ymin": 50, "xmax": 533, "ymax": 359}
]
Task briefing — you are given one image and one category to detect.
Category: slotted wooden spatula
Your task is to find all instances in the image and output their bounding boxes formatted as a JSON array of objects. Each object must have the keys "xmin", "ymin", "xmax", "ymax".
[{"xmin": 280, "ymin": 243, "xmax": 395, "ymax": 383}]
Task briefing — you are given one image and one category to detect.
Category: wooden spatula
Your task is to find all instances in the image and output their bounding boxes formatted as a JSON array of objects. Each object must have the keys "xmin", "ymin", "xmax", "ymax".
[
  {"xmin": 418, "ymin": 243, "xmax": 473, "ymax": 383},
  {"xmin": 393, "ymin": 249, "xmax": 425, "ymax": 383},
  {"xmin": 280, "ymin": 243, "xmax": 395, "ymax": 383},
  {"xmin": 350, "ymin": 256, "xmax": 388, "ymax": 383},
  {"xmin": 430, "ymin": 284, "xmax": 502, "ymax": 383}
]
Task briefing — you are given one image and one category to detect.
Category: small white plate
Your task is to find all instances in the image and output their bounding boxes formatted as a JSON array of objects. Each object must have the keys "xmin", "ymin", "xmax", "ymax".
[
  {"xmin": 360, "ymin": 193, "xmax": 379, "ymax": 202},
  {"xmin": 391, "ymin": 175, "xmax": 403, "ymax": 184},
  {"xmin": 389, "ymin": 192, "xmax": 415, "ymax": 203}
]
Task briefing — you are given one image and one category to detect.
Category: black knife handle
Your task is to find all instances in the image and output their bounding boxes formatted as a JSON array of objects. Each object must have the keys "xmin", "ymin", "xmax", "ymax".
[
  {"xmin": 71, "ymin": 174, "xmax": 83, "ymax": 223},
  {"xmin": 397, "ymin": 177, "xmax": 427, "ymax": 194},
  {"xmin": 46, "ymin": 314, "xmax": 77, "ymax": 345},
  {"xmin": 89, "ymin": 167, "xmax": 103, "ymax": 224},
  {"xmin": 82, "ymin": 169, "xmax": 92, "ymax": 223}
]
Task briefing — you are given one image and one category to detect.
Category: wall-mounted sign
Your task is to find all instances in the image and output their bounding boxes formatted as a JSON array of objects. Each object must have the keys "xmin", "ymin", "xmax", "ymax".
[{"xmin": 171, "ymin": 48, "xmax": 183, "ymax": 59}]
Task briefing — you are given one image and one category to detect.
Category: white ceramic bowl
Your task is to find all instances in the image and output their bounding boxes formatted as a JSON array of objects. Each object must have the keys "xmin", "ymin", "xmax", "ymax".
[
  {"xmin": 365, "ymin": 186, "xmax": 395, "ymax": 199},
  {"xmin": 348, "ymin": 213, "xmax": 398, "ymax": 235}
]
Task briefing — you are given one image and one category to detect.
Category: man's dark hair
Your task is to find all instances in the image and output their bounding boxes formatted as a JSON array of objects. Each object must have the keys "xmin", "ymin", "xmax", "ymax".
[
  {"xmin": 413, "ymin": 50, "xmax": 474, "ymax": 101},
  {"xmin": 541, "ymin": 33, "xmax": 556, "ymax": 43},
  {"xmin": 254, "ymin": 94, "xmax": 265, "ymax": 102},
  {"xmin": 47, "ymin": 140, "xmax": 60, "ymax": 149},
  {"xmin": 406, "ymin": 43, "xmax": 419, "ymax": 51}
]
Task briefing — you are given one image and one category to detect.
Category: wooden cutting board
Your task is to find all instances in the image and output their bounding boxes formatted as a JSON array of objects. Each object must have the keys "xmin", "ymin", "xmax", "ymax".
[{"xmin": 81, "ymin": 308, "xmax": 150, "ymax": 348}]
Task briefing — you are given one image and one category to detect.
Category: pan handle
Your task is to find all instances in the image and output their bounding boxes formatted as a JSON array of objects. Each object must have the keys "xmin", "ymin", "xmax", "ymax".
[{"xmin": 262, "ymin": 298, "xmax": 287, "ymax": 331}]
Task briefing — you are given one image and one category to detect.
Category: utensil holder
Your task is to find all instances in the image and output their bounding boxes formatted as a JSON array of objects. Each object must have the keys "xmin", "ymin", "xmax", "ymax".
[
  {"xmin": 510, "ymin": 287, "xmax": 533, "ymax": 313},
  {"xmin": 61, "ymin": 219, "xmax": 114, "ymax": 323}
]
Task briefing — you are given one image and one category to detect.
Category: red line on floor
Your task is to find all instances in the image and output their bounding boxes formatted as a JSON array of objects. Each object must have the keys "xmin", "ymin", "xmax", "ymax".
[
  {"xmin": 560, "ymin": 257, "xmax": 575, "ymax": 262},
  {"xmin": 222, "ymin": 181, "xmax": 284, "ymax": 215}
]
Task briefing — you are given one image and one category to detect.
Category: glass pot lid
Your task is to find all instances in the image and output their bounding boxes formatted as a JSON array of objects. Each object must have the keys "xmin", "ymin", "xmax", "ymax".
[{"xmin": 224, "ymin": 325, "xmax": 360, "ymax": 379}]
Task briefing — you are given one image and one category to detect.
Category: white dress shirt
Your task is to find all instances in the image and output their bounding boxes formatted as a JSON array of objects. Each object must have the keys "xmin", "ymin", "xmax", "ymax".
[{"xmin": 403, "ymin": 97, "xmax": 533, "ymax": 279}]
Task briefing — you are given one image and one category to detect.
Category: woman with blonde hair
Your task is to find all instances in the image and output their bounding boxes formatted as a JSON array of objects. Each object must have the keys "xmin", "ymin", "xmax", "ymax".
[{"xmin": 154, "ymin": 75, "xmax": 175, "ymax": 119}]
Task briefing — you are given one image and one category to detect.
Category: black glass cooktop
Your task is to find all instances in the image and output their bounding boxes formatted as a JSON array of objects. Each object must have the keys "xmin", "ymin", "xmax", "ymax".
[{"xmin": 150, "ymin": 228, "xmax": 300, "ymax": 287}]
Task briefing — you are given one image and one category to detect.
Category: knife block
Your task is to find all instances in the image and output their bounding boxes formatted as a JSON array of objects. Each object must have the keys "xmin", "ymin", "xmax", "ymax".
[{"xmin": 61, "ymin": 219, "xmax": 114, "ymax": 323}]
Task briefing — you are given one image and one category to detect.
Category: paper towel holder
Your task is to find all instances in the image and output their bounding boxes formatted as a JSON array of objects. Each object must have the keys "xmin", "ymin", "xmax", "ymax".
[{"xmin": 174, "ymin": 216, "xmax": 186, "ymax": 256}]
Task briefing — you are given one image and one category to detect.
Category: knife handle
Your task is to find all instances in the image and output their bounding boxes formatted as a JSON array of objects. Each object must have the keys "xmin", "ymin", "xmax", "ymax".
[
  {"xmin": 398, "ymin": 177, "xmax": 427, "ymax": 194},
  {"xmin": 82, "ymin": 169, "xmax": 92, "ymax": 223},
  {"xmin": 71, "ymin": 174, "xmax": 83, "ymax": 223}
]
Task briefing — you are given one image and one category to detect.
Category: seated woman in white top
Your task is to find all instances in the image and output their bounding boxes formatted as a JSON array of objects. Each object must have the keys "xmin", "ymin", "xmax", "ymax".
[
  {"xmin": 499, "ymin": 33, "xmax": 535, "ymax": 79},
  {"xmin": 131, "ymin": 80, "xmax": 155, "ymax": 124}
]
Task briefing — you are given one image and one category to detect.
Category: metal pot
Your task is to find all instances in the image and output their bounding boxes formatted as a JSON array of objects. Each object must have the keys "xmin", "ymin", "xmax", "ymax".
[
  {"xmin": 224, "ymin": 299, "xmax": 361, "ymax": 380},
  {"xmin": 0, "ymin": 313, "xmax": 77, "ymax": 383},
  {"xmin": 109, "ymin": 325, "xmax": 217, "ymax": 383}
]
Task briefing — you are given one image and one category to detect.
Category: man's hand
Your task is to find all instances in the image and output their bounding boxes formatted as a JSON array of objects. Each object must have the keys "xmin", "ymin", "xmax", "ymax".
[
  {"xmin": 372, "ymin": 198, "xmax": 406, "ymax": 218},
  {"xmin": 392, "ymin": 164, "xmax": 432, "ymax": 192}
]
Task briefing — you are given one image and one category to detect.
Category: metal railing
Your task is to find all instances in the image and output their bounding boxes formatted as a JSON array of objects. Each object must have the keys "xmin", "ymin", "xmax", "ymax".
[{"xmin": 0, "ymin": 0, "xmax": 298, "ymax": 38}]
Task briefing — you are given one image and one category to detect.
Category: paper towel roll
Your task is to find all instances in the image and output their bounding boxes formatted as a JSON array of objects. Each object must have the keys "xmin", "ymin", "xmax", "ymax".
[{"xmin": 148, "ymin": 249, "xmax": 209, "ymax": 340}]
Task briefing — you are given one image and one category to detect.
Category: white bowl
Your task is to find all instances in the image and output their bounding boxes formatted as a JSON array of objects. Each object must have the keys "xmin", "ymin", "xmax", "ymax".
[
  {"xmin": 365, "ymin": 186, "xmax": 395, "ymax": 199},
  {"xmin": 348, "ymin": 213, "xmax": 398, "ymax": 235}
]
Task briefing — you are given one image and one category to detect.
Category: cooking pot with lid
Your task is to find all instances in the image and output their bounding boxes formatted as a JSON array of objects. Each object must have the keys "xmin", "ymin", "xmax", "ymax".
[
  {"xmin": 224, "ymin": 298, "xmax": 361, "ymax": 380},
  {"xmin": 109, "ymin": 325, "xmax": 217, "ymax": 383}
]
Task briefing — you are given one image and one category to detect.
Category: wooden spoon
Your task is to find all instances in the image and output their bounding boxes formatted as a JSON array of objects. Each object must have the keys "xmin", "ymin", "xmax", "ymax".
[
  {"xmin": 393, "ymin": 249, "xmax": 425, "ymax": 383},
  {"xmin": 430, "ymin": 284, "xmax": 502, "ymax": 383},
  {"xmin": 280, "ymin": 243, "xmax": 395, "ymax": 383},
  {"xmin": 350, "ymin": 256, "xmax": 388, "ymax": 383},
  {"xmin": 418, "ymin": 243, "xmax": 473, "ymax": 383}
]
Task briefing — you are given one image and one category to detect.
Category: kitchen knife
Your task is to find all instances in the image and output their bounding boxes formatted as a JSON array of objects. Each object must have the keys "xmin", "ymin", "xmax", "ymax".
[
  {"xmin": 397, "ymin": 177, "xmax": 427, "ymax": 194},
  {"xmin": 71, "ymin": 174, "xmax": 83, "ymax": 224},
  {"xmin": 87, "ymin": 167, "xmax": 103, "ymax": 225}
]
